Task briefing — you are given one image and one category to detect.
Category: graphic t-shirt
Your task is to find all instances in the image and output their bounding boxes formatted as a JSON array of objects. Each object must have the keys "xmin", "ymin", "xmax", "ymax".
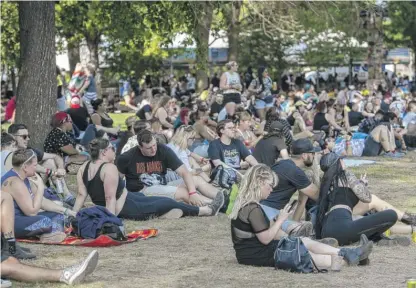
[
  {"xmin": 261, "ymin": 159, "xmax": 311, "ymax": 209},
  {"xmin": 208, "ymin": 139, "xmax": 250, "ymax": 169},
  {"xmin": 116, "ymin": 143, "xmax": 183, "ymax": 192}
]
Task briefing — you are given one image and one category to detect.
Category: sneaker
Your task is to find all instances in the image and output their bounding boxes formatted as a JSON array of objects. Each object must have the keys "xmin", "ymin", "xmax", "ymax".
[
  {"xmin": 317, "ymin": 237, "xmax": 339, "ymax": 248},
  {"xmin": 208, "ymin": 191, "xmax": 225, "ymax": 216},
  {"xmin": 0, "ymin": 279, "xmax": 12, "ymax": 288},
  {"xmin": 289, "ymin": 222, "xmax": 314, "ymax": 237},
  {"xmin": 384, "ymin": 151, "xmax": 403, "ymax": 158},
  {"xmin": 339, "ymin": 235, "xmax": 373, "ymax": 266},
  {"xmin": 39, "ymin": 232, "xmax": 67, "ymax": 243},
  {"xmin": 401, "ymin": 212, "xmax": 416, "ymax": 226},
  {"xmin": 377, "ymin": 235, "xmax": 411, "ymax": 246},
  {"xmin": 60, "ymin": 250, "xmax": 99, "ymax": 285},
  {"xmin": 159, "ymin": 209, "xmax": 183, "ymax": 219}
]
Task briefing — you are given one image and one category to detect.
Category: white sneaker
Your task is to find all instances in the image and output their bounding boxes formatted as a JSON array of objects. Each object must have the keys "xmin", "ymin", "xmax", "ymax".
[{"xmin": 60, "ymin": 250, "xmax": 99, "ymax": 285}]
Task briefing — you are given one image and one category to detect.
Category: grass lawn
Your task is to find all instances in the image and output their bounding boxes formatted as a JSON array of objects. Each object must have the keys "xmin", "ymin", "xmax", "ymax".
[
  {"xmin": 11, "ymin": 154, "xmax": 416, "ymax": 288},
  {"xmin": 1, "ymin": 113, "xmax": 136, "ymax": 132}
]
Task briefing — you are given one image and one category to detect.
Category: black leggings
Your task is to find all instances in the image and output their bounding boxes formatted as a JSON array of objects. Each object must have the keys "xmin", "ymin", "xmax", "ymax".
[
  {"xmin": 118, "ymin": 192, "xmax": 199, "ymax": 220},
  {"xmin": 321, "ymin": 208, "xmax": 397, "ymax": 246}
]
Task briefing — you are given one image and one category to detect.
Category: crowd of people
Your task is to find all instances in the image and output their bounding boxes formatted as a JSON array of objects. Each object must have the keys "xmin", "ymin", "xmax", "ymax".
[{"xmin": 1, "ymin": 60, "xmax": 416, "ymax": 286}]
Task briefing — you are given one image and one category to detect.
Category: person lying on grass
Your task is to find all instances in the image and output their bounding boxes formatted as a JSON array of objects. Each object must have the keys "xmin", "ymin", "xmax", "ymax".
[{"xmin": 229, "ymin": 164, "xmax": 373, "ymax": 271}]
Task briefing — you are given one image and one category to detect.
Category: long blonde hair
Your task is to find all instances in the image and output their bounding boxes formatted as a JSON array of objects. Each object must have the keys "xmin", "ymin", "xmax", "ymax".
[
  {"xmin": 229, "ymin": 164, "xmax": 278, "ymax": 220},
  {"xmin": 152, "ymin": 95, "xmax": 171, "ymax": 117},
  {"xmin": 169, "ymin": 126, "xmax": 196, "ymax": 150}
]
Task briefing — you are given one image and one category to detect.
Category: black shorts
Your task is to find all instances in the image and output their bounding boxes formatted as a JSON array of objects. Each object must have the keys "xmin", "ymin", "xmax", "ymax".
[
  {"xmin": 223, "ymin": 93, "xmax": 241, "ymax": 105},
  {"xmin": 362, "ymin": 135, "xmax": 382, "ymax": 156}
]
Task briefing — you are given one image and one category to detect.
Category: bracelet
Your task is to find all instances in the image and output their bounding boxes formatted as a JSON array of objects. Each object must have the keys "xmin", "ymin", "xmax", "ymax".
[{"xmin": 188, "ymin": 192, "xmax": 197, "ymax": 196}]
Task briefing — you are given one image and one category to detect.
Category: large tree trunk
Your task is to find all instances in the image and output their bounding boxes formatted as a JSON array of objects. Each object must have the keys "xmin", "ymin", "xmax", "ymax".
[
  {"xmin": 227, "ymin": 1, "xmax": 242, "ymax": 62},
  {"xmin": 67, "ymin": 41, "xmax": 80, "ymax": 74},
  {"xmin": 87, "ymin": 39, "xmax": 102, "ymax": 98},
  {"xmin": 16, "ymin": 1, "xmax": 56, "ymax": 150},
  {"xmin": 194, "ymin": 2, "xmax": 213, "ymax": 92},
  {"xmin": 10, "ymin": 67, "xmax": 17, "ymax": 95}
]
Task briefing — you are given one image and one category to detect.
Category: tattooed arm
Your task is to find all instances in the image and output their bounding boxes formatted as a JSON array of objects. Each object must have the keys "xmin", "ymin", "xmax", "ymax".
[{"xmin": 344, "ymin": 170, "xmax": 372, "ymax": 203}]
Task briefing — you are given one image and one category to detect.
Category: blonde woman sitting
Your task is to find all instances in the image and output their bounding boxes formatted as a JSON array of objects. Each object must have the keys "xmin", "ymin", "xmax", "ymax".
[
  {"xmin": 167, "ymin": 126, "xmax": 219, "ymax": 204},
  {"xmin": 229, "ymin": 164, "xmax": 373, "ymax": 270}
]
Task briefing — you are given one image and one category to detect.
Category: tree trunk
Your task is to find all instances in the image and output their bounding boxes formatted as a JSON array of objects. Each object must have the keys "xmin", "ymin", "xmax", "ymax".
[
  {"xmin": 16, "ymin": 1, "xmax": 56, "ymax": 150},
  {"xmin": 227, "ymin": 1, "xmax": 242, "ymax": 62},
  {"xmin": 194, "ymin": 1, "xmax": 213, "ymax": 92},
  {"xmin": 67, "ymin": 41, "xmax": 80, "ymax": 74},
  {"xmin": 10, "ymin": 68, "xmax": 17, "ymax": 95},
  {"xmin": 87, "ymin": 39, "xmax": 102, "ymax": 98}
]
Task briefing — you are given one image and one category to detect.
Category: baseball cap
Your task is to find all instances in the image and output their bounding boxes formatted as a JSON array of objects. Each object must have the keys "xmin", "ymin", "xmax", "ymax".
[
  {"xmin": 70, "ymin": 96, "xmax": 81, "ymax": 108},
  {"xmin": 292, "ymin": 138, "xmax": 321, "ymax": 155},
  {"xmin": 320, "ymin": 152, "xmax": 345, "ymax": 172}
]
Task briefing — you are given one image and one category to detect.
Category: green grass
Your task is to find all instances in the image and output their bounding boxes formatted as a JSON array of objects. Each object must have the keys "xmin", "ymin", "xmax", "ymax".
[{"xmin": 1, "ymin": 113, "xmax": 136, "ymax": 132}]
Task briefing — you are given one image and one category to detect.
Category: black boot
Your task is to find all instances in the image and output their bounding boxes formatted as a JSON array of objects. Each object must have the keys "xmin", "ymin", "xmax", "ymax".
[
  {"xmin": 339, "ymin": 235, "xmax": 373, "ymax": 266},
  {"xmin": 2, "ymin": 240, "xmax": 36, "ymax": 260},
  {"xmin": 401, "ymin": 212, "xmax": 416, "ymax": 226}
]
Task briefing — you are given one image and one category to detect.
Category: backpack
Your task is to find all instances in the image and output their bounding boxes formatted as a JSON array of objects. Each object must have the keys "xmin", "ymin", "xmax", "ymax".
[
  {"xmin": 209, "ymin": 165, "xmax": 237, "ymax": 190},
  {"xmin": 70, "ymin": 206, "xmax": 127, "ymax": 241}
]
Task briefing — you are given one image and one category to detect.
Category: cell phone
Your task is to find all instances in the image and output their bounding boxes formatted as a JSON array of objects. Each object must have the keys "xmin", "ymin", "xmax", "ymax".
[{"xmin": 288, "ymin": 200, "xmax": 298, "ymax": 213}]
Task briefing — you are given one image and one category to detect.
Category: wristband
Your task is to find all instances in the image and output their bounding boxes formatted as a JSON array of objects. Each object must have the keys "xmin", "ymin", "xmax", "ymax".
[
  {"xmin": 64, "ymin": 208, "xmax": 68, "ymax": 216},
  {"xmin": 188, "ymin": 192, "xmax": 197, "ymax": 196}
]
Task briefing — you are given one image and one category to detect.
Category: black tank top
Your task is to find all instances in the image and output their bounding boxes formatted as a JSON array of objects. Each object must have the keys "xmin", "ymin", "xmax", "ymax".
[
  {"xmin": 82, "ymin": 161, "xmax": 124, "ymax": 207},
  {"xmin": 330, "ymin": 187, "xmax": 359, "ymax": 210},
  {"xmin": 91, "ymin": 113, "xmax": 114, "ymax": 128},
  {"xmin": 313, "ymin": 112, "xmax": 329, "ymax": 130}
]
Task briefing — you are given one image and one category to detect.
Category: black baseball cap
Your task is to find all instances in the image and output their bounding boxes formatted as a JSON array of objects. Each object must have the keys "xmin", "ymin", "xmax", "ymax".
[
  {"xmin": 292, "ymin": 138, "xmax": 321, "ymax": 155},
  {"xmin": 320, "ymin": 152, "xmax": 345, "ymax": 172}
]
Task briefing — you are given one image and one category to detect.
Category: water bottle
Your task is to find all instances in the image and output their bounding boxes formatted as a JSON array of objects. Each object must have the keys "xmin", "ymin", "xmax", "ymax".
[{"xmin": 55, "ymin": 178, "xmax": 64, "ymax": 194}]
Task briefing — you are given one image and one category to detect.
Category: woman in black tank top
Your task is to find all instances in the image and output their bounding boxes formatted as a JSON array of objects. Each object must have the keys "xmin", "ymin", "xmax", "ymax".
[
  {"xmin": 72, "ymin": 138, "xmax": 220, "ymax": 220},
  {"xmin": 315, "ymin": 153, "xmax": 398, "ymax": 246},
  {"xmin": 313, "ymin": 102, "xmax": 346, "ymax": 135}
]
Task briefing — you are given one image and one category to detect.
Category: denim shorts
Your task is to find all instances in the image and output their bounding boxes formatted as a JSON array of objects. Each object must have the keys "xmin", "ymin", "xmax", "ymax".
[{"xmin": 255, "ymin": 99, "xmax": 274, "ymax": 109}]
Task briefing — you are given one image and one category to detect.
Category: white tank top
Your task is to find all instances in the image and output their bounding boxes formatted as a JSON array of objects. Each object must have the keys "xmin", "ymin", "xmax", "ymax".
[{"xmin": 224, "ymin": 71, "xmax": 241, "ymax": 94}]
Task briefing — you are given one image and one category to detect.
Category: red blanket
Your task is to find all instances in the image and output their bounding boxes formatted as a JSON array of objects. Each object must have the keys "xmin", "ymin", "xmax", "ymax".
[{"xmin": 17, "ymin": 229, "xmax": 158, "ymax": 247}]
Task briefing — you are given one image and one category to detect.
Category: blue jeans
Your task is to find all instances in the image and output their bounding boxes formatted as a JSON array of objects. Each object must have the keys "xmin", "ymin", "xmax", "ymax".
[
  {"xmin": 57, "ymin": 97, "xmax": 67, "ymax": 111},
  {"xmin": 190, "ymin": 140, "xmax": 209, "ymax": 158},
  {"xmin": 260, "ymin": 204, "xmax": 298, "ymax": 233}
]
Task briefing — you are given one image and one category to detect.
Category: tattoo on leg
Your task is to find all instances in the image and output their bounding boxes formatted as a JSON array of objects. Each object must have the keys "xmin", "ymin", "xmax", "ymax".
[{"xmin": 4, "ymin": 231, "xmax": 14, "ymax": 239}]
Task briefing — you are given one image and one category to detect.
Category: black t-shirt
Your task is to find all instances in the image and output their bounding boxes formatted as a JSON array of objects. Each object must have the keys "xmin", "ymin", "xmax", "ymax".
[
  {"xmin": 210, "ymin": 102, "xmax": 223, "ymax": 118},
  {"xmin": 67, "ymin": 107, "xmax": 89, "ymax": 131},
  {"xmin": 253, "ymin": 136, "xmax": 287, "ymax": 167},
  {"xmin": 231, "ymin": 203, "xmax": 277, "ymax": 267},
  {"xmin": 208, "ymin": 139, "xmax": 251, "ymax": 169},
  {"xmin": 211, "ymin": 77, "xmax": 220, "ymax": 88},
  {"xmin": 261, "ymin": 159, "xmax": 311, "ymax": 209},
  {"xmin": 136, "ymin": 104, "xmax": 152, "ymax": 120},
  {"xmin": 116, "ymin": 143, "xmax": 183, "ymax": 192},
  {"xmin": 348, "ymin": 111, "xmax": 364, "ymax": 127}
]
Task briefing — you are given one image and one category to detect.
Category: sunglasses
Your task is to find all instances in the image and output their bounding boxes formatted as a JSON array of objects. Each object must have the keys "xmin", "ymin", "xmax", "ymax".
[{"xmin": 14, "ymin": 134, "xmax": 30, "ymax": 140}]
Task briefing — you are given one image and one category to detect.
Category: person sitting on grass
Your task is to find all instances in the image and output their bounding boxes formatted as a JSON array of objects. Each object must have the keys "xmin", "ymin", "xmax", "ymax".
[
  {"xmin": 0, "ymin": 191, "xmax": 36, "ymax": 260},
  {"xmin": 166, "ymin": 125, "xmax": 218, "ymax": 202},
  {"xmin": 73, "ymin": 138, "xmax": 223, "ymax": 220},
  {"xmin": 208, "ymin": 119, "xmax": 258, "ymax": 171},
  {"xmin": 1, "ymin": 149, "xmax": 77, "ymax": 243},
  {"xmin": 44, "ymin": 112, "xmax": 89, "ymax": 174},
  {"xmin": 315, "ymin": 152, "xmax": 404, "ymax": 246},
  {"xmin": 229, "ymin": 164, "xmax": 373, "ymax": 270},
  {"xmin": 1, "ymin": 248, "xmax": 99, "ymax": 286},
  {"xmin": 90, "ymin": 99, "xmax": 120, "ymax": 138},
  {"xmin": 7, "ymin": 124, "xmax": 75, "ymax": 206},
  {"xmin": 117, "ymin": 130, "xmax": 224, "ymax": 208}
]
